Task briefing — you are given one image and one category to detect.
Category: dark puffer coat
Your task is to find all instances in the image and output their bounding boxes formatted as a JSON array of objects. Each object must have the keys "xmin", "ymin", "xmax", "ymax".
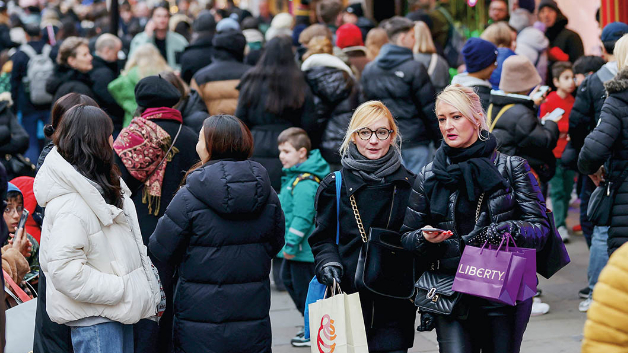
[
  {"xmin": 361, "ymin": 44, "xmax": 439, "ymax": 147},
  {"xmin": 45, "ymin": 65, "xmax": 95, "ymax": 104},
  {"xmin": 489, "ymin": 92, "xmax": 559, "ymax": 181},
  {"xmin": 304, "ymin": 64, "xmax": 360, "ymax": 166},
  {"xmin": 0, "ymin": 100, "xmax": 29, "ymax": 179},
  {"xmin": 178, "ymin": 89, "xmax": 209, "ymax": 134},
  {"xmin": 180, "ymin": 34, "xmax": 214, "ymax": 84},
  {"xmin": 89, "ymin": 56, "xmax": 125, "ymax": 135},
  {"xmin": 309, "ymin": 166, "xmax": 417, "ymax": 351},
  {"xmin": 149, "ymin": 159, "xmax": 285, "ymax": 353},
  {"xmin": 578, "ymin": 68, "xmax": 628, "ymax": 255}
]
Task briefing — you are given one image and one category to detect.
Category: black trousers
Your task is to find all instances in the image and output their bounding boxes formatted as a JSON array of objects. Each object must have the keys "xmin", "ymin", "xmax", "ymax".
[
  {"xmin": 281, "ymin": 259, "xmax": 314, "ymax": 316},
  {"xmin": 434, "ymin": 298, "xmax": 533, "ymax": 353}
]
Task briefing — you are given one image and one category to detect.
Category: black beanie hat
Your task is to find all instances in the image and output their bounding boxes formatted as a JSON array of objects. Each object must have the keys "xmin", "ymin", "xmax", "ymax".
[
  {"xmin": 134, "ymin": 75, "xmax": 181, "ymax": 109},
  {"xmin": 537, "ymin": 0, "xmax": 559, "ymax": 13},
  {"xmin": 212, "ymin": 31, "xmax": 247, "ymax": 58},
  {"xmin": 193, "ymin": 11, "xmax": 216, "ymax": 33}
]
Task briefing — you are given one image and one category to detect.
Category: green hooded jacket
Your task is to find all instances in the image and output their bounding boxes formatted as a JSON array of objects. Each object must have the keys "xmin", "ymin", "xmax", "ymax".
[
  {"xmin": 277, "ymin": 149, "xmax": 330, "ymax": 262},
  {"xmin": 108, "ymin": 66, "xmax": 141, "ymax": 128}
]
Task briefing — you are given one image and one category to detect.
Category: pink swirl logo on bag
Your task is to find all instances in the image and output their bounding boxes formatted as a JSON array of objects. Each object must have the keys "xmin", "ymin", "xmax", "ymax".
[{"xmin": 317, "ymin": 314, "xmax": 337, "ymax": 353}]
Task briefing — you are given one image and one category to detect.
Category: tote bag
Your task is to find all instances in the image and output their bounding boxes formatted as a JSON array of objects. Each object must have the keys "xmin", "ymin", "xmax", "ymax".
[{"xmin": 489, "ymin": 233, "xmax": 537, "ymax": 302}]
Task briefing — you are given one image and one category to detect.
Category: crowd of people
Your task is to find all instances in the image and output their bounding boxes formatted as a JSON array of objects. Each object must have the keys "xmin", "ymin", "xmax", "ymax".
[{"xmin": 0, "ymin": 0, "xmax": 626, "ymax": 352}]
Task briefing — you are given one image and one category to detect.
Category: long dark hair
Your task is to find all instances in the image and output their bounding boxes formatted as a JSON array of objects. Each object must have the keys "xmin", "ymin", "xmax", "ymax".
[
  {"xmin": 182, "ymin": 114, "xmax": 254, "ymax": 184},
  {"xmin": 53, "ymin": 105, "xmax": 123, "ymax": 208},
  {"xmin": 238, "ymin": 36, "xmax": 307, "ymax": 115},
  {"xmin": 45, "ymin": 93, "xmax": 99, "ymax": 138}
]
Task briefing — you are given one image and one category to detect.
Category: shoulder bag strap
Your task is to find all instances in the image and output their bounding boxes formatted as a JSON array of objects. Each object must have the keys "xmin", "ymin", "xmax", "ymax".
[
  {"xmin": 133, "ymin": 124, "xmax": 183, "ymax": 195},
  {"xmin": 427, "ymin": 53, "xmax": 438, "ymax": 76},
  {"xmin": 3, "ymin": 269, "xmax": 31, "ymax": 303},
  {"xmin": 334, "ymin": 171, "xmax": 342, "ymax": 245},
  {"xmin": 489, "ymin": 104, "xmax": 515, "ymax": 132}
]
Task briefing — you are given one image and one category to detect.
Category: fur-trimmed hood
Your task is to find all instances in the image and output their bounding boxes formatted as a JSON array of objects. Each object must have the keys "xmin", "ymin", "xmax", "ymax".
[{"xmin": 605, "ymin": 67, "xmax": 628, "ymax": 95}]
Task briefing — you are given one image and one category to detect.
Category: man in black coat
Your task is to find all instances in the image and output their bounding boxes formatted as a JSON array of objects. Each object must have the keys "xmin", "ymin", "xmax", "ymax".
[
  {"xmin": 180, "ymin": 11, "xmax": 216, "ymax": 84},
  {"xmin": 90, "ymin": 34, "xmax": 125, "ymax": 137},
  {"xmin": 361, "ymin": 16, "xmax": 439, "ymax": 175}
]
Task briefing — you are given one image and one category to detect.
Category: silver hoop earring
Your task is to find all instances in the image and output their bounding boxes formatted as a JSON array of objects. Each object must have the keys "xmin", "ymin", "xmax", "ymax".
[{"xmin": 478, "ymin": 128, "xmax": 488, "ymax": 141}]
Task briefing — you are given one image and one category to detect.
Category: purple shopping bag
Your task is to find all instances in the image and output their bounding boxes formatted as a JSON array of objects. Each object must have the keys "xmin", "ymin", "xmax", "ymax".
[
  {"xmin": 452, "ymin": 236, "xmax": 526, "ymax": 306},
  {"xmin": 490, "ymin": 233, "xmax": 537, "ymax": 302}
]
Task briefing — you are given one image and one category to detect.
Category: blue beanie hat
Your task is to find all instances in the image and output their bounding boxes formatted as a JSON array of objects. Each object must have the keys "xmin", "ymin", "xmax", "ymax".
[
  {"xmin": 6, "ymin": 182, "xmax": 21, "ymax": 196},
  {"xmin": 462, "ymin": 38, "xmax": 498, "ymax": 73},
  {"xmin": 601, "ymin": 22, "xmax": 628, "ymax": 43},
  {"xmin": 216, "ymin": 18, "xmax": 240, "ymax": 33}
]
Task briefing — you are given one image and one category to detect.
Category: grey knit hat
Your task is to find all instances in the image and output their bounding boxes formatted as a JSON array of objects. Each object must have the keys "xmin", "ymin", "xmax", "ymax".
[{"xmin": 499, "ymin": 55, "xmax": 542, "ymax": 93}]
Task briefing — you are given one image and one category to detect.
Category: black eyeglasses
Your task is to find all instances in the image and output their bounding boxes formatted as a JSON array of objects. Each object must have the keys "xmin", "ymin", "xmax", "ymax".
[{"xmin": 355, "ymin": 127, "xmax": 393, "ymax": 141}]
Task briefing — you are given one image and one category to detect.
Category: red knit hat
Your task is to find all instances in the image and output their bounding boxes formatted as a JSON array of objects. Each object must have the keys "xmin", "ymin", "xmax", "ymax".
[{"xmin": 336, "ymin": 23, "xmax": 364, "ymax": 49}]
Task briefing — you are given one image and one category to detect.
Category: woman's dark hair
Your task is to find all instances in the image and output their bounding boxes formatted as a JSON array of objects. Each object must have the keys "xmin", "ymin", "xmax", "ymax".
[
  {"xmin": 182, "ymin": 115, "xmax": 254, "ymax": 184},
  {"xmin": 159, "ymin": 70, "xmax": 190, "ymax": 110},
  {"xmin": 45, "ymin": 93, "xmax": 99, "ymax": 138},
  {"xmin": 238, "ymin": 36, "xmax": 307, "ymax": 115},
  {"xmin": 53, "ymin": 105, "xmax": 123, "ymax": 208}
]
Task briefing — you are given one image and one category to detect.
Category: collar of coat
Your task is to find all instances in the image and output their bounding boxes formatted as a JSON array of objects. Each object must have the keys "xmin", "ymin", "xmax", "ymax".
[
  {"xmin": 342, "ymin": 165, "xmax": 414, "ymax": 197},
  {"xmin": 605, "ymin": 67, "xmax": 628, "ymax": 95}
]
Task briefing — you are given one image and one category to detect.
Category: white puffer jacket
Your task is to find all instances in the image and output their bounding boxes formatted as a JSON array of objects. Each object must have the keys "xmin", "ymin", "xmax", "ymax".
[{"xmin": 34, "ymin": 147, "xmax": 160, "ymax": 325}]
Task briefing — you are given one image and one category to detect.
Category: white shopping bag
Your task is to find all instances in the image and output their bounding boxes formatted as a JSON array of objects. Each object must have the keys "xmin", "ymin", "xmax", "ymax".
[{"xmin": 308, "ymin": 283, "xmax": 369, "ymax": 353}]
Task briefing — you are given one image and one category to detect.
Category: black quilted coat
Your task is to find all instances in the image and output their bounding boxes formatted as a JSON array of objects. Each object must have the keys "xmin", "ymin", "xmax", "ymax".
[
  {"xmin": 304, "ymin": 65, "xmax": 360, "ymax": 165},
  {"xmin": 149, "ymin": 159, "xmax": 285, "ymax": 353},
  {"xmin": 578, "ymin": 68, "xmax": 628, "ymax": 255},
  {"xmin": 400, "ymin": 152, "xmax": 551, "ymax": 289}
]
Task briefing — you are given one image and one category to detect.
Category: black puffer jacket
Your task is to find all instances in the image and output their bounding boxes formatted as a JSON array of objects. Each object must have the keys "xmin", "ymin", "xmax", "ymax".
[
  {"xmin": 149, "ymin": 159, "xmax": 285, "ymax": 353},
  {"xmin": 89, "ymin": 56, "xmax": 124, "ymax": 135},
  {"xmin": 45, "ymin": 65, "xmax": 95, "ymax": 104},
  {"xmin": 304, "ymin": 62, "xmax": 360, "ymax": 166},
  {"xmin": 309, "ymin": 166, "xmax": 417, "ymax": 351},
  {"xmin": 489, "ymin": 92, "xmax": 559, "ymax": 181},
  {"xmin": 361, "ymin": 44, "xmax": 439, "ymax": 147},
  {"xmin": 578, "ymin": 68, "xmax": 628, "ymax": 255},
  {"xmin": 545, "ymin": 15, "xmax": 584, "ymax": 66},
  {"xmin": 0, "ymin": 100, "xmax": 30, "ymax": 179},
  {"xmin": 180, "ymin": 34, "xmax": 214, "ymax": 84},
  {"xmin": 178, "ymin": 89, "xmax": 208, "ymax": 134}
]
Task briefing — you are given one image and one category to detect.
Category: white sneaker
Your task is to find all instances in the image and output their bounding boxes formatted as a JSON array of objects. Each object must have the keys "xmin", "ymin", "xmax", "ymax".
[
  {"xmin": 558, "ymin": 226, "xmax": 570, "ymax": 243},
  {"xmin": 531, "ymin": 298, "xmax": 550, "ymax": 316},
  {"xmin": 579, "ymin": 298, "xmax": 592, "ymax": 312}
]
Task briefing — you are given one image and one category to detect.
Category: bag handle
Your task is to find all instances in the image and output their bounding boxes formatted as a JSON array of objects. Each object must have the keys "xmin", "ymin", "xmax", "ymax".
[
  {"xmin": 3, "ymin": 269, "xmax": 31, "ymax": 303},
  {"xmin": 488, "ymin": 104, "xmax": 514, "ymax": 132},
  {"xmin": 334, "ymin": 171, "xmax": 342, "ymax": 245},
  {"xmin": 324, "ymin": 279, "xmax": 343, "ymax": 299}
]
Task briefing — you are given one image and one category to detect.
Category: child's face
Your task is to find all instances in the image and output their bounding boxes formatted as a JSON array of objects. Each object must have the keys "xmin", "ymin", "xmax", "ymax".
[
  {"xmin": 3, "ymin": 197, "xmax": 23, "ymax": 233},
  {"xmin": 554, "ymin": 69, "xmax": 575, "ymax": 94},
  {"xmin": 278, "ymin": 142, "xmax": 307, "ymax": 169}
]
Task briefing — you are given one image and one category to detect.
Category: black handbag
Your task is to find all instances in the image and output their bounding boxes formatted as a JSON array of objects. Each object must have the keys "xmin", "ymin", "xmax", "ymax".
[
  {"xmin": 414, "ymin": 269, "xmax": 462, "ymax": 315},
  {"xmin": 3, "ymin": 154, "xmax": 35, "ymax": 178},
  {"xmin": 537, "ymin": 210, "xmax": 570, "ymax": 279},
  {"xmin": 350, "ymin": 190, "xmax": 416, "ymax": 299}
]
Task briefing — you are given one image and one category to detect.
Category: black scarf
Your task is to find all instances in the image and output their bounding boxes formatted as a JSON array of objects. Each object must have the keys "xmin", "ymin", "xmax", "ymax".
[
  {"xmin": 341, "ymin": 143, "xmax": 402, "ymax": 183},
  {"xmin": 424, "ymin": 133, "xmax": 509, "ymax": 219}
]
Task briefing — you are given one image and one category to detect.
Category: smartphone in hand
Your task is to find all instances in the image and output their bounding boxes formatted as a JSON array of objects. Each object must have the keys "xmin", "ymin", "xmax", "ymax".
[{"xmin": 17, "ymin": 209, "xmax": 29, "ymax": 230}]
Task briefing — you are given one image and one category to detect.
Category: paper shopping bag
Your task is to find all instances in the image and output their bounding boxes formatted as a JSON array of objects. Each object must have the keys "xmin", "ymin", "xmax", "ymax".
[
  {"xmin": 489, "ymin": 233, "xmax": 537, "ymax": 302},
  {"xmin": 452, "ymin": 238, "xmax": 525, "ymax": 306},
  {"xmin": 309, "ymin": 289, "xmax": 368, "ymax": 353}
]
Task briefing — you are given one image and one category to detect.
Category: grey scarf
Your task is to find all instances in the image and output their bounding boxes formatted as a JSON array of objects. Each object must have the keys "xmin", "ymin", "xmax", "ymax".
[{"xmin": 341, "ymin": 143, "xmax": 402, "ymax": 183}]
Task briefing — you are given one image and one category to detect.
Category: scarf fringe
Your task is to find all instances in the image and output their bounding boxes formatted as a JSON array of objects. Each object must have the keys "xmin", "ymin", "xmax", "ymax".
[{"xmin": 142, "ymin": 187, "xmax": 162, "ymax": 216}]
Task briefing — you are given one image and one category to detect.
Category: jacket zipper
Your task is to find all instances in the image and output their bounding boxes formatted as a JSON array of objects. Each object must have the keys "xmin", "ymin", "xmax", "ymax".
[
  {"xmin": 371, "ymin": 302, "xmax": 375, "ymax": 328},
  {"xmin": 386, "ymin": 186, "xmax": 397, "ymax": 229}
]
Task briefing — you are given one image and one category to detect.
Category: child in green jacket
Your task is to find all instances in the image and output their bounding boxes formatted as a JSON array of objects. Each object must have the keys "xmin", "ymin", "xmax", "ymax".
[{"xmin": 277, "ymin": 127, "xmax": 330, "ymax": 347}]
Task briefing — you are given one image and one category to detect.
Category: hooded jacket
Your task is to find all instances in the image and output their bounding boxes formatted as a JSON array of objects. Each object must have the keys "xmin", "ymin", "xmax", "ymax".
[
  {"xmin": 302, "ymin": 54, "xmax": 361, "ymax": 165},
  {"xmin": 361, "ymin": 44, "xmax": 439, "ymax": 147},
  {"xmin": 451, "ymin": 73, "xmax": 492, "ymax": 112},
  {"xmin": 108, "ymin": 66, "xmax": 141, "ymax": 128},
  {"xmin": 516, "ymin": 27, "xmax": 549, "ymax": 83},
  {"xmin": 33, "ymin": 147, "xmax": 161, "ymax": 325},
  {"xmin": 45, "ymin": 65, "xmax": 95, "ymax": 104},
  {"xmin": 545, "ymin": 14, "xmax": 584, "ymax": 64},
  {"xmin": 149, "ymin": 159, "xmax": 285, "ymax": 353},
  {"xmin": 179, "ymin": 33, "xmax": 214, "ymax": 84},
  {"xmin": 578, "ymin": 68, "xmax": 628, "ymax": 255},
  {"xmin": 278, "ymin": 150, "xmax": 330, "ymax": 262}
]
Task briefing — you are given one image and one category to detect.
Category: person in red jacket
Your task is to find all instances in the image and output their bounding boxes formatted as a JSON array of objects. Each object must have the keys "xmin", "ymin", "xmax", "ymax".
[{"xmin": 541, "ymin": 61, "xmax": 575, "ymax": 242}]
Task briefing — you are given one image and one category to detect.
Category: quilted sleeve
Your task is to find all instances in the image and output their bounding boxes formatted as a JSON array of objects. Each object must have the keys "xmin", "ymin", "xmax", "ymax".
[{"xmin": 148, "ymin": 188, "xmax": 192, "ymax": 264}]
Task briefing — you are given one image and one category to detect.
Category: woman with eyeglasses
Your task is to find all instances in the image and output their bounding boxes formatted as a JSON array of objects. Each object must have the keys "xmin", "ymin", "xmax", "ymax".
[{"xmin": 309, "ymin": 101, "xmax": 417, "ymax": 353}]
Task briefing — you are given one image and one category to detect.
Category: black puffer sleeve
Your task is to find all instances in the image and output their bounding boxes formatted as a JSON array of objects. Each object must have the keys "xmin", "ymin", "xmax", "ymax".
[{"xmin": 578, "ymin": 97, "xmax": 621, "ymax": 175}]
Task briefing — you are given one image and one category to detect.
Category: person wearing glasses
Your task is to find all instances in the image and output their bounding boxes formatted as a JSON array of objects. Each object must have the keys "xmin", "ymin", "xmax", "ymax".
[{"xmin": 309, "ymin": 101, "xmax": 417, "ymax": 353}]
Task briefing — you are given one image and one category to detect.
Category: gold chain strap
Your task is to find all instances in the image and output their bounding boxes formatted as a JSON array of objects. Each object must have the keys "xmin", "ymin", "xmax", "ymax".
[
  {"xmin": 475, "ymin": 193, "xmax": 485, "ymax": 223},
  {"xmin": 349, "ymin": 194, "xmax": 368, "ymax": 243}
]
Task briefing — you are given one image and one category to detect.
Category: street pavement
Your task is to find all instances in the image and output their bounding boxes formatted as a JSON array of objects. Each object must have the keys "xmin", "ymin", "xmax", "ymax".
[{"xmin": 270, "ymin": 203, "xmax": 589, "ymax": 353}]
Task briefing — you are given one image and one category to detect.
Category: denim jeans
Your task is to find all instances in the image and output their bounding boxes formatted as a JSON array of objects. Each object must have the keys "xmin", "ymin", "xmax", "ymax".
[
  {"xmin": 21, "ymin": 110, "xmax": 49, "ymax": 163},
  {"xmin": 588, "ymin": 226, "xmax": 610, "ymax": 295},
  {"xmin": 401, "ymin": 144, "xmax": 433, "ymax": 175},
  {"xmin": 70, "ymin": 322, "xmax": 134, "ymax": 353}
]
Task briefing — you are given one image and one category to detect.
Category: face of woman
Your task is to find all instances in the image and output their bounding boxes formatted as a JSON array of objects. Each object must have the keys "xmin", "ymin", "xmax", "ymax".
[
  {"xmin": 196, "ymin": 128, "xmax": 209, "ymax": 163},
  {"xmin": 437, "ymin": 102, "xmax": 479, "ymax": 149},
  {"xmin": 68, "ymin": 45, "xmax": 93, "ymax": 73},
  {"xmin": 352, "ymin": 116, "xmax": 394, "ymax": 160}
]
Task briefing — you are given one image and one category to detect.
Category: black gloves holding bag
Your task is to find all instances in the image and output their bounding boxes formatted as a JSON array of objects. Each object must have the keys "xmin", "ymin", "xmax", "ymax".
[{"xmin": 320, "ymin": 264, "xmax": 343, "ymax": 286}]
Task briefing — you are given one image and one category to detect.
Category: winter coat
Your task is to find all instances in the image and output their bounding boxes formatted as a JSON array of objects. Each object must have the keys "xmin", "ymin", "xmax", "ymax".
[
  {"xmin": 179, "ymin": 33, "xmax": 213, "ymax": 84},
  {"xmin": 236, "ymin": 78, "xmax": 316, "ymax": 192},
  {"xmin": 10, "ymin": 40, "xmax": 52, "ymax": 115},
  {"xmin": 89, "ymin": 56, "xmax": 125, "ymax": 135},
  {"xmin": 278, "ymin": 149, "xmax": 330, "ymax": 262},
  {"xmin": 129, "ymin": 31, "xmax": 189, "ymax": 71},
  {"xmin": 191, "ymin": 54, "xmax": 251, "ymax": 117},
  {"xmin": 108, "ymin": 66, "xmax": 141, "ymax": 128},
  {"xmin": 302, "ymin": 54, "xmax": 361, "ymax": 165},
  {"xmin": 578, "ymin": 68, "xmax": 628, "ymax": 255},
  {"xmin": 451, "ymin": 73, "xmax": 492, "ymax": 112},
  {"xmin": 516, "ymin": 27, "xmax": 549, "ymax": 83},
  {"xmin": 36, "ymin": 141, "xmax": 53, "ymax": 175},
  {"xmin": 490, "ymin": 47, "xmax": 517, "ymax": 90},
  {"xmin": 177, "ymin": 89, "xmax": 208, "ymax": 134},
  {"xmin": 414, "ymin": 52, "xmax": 450, "ymax": 94},
  {"xmin": 545, "ymin": 15, "xmax": 584, "ymax": 65},
  {"xmin": 34, "ymin": 147, "xmax": 161, "ymax": 325},
  {"xmin": 400, "ymin": 152, "xmax": 550, "ymax": 307},
  {"xmin": 361, "ymin": 44, "xmax": 439, "ymax": 147},
  {"xmin": 45, "ymin": 65, "xmax": 95, "ymax": 104},
  {"xmin": 489, "ymin": 91, "xmax": 559, "ymax": 181},
  {"xmin": 148, "ymin": 159, "xmax": 285, "ymax": 353},
  {"xmin": 0, "ymin": 100, "xmax": 29, "ymax": 178},
  {"xmin": 309, "ymin": 166, "xmax": 417, "ymax": 351},
  {"xmin": 582, "ymin": 242, "xmax": 628, "ymax": 352}
]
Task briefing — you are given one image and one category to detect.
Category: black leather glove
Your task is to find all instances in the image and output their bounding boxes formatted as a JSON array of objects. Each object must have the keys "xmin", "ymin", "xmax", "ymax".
[
  {"xmin": 416, "ymin": 312, "xmax": 435, "ymax": 332},
  {"xmin": 463, "ymin": 220, "xmax": 518, "ymax": 247},
  {"xmin": 320, "ymin": 264, "xmax": 343, "ymax": 286}
]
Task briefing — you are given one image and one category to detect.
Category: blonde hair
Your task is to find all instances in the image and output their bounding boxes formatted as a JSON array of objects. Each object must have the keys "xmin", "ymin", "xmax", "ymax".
[
  {"xmin": 339, "ymin": 101, "xmax": 401, "ymax": 156},
  {"xmin": 123, "ymin": 43, "xmax": 172, "ymax": 78},
  {"xmin": 481, "ymin": 22, "xmax": 513, "ymax": 48},
  {"xmin": 413, "ymin": 21, "xmax": 436, "ymax": 54},
  {"xmin": 365, "ymin": 28, "xmax": 388, "ymax": 60},
  {"xmin": 303, "ymin": 36, "xmax": 333, "ymax": 61},
  {"xmin": 436, "ymin": 85, "xmax": 488, "ymax": 139},
  {"xmin": 57, "ymin": 37, "xmax": 89, "ymax": 66},
  {"xmin": 615, "ymin": 33, "xmax": 628, "ymax": 71}
]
